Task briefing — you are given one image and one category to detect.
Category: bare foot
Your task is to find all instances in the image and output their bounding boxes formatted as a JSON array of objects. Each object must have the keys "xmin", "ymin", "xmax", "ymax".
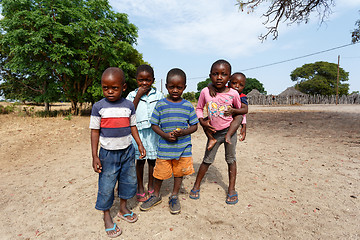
[
  {"xmin": 104, "ymin": 215, "xmax": 122, "ymax": 237},
  {"xmin": 207, "ymin": 139, "xmax": 217, "ymax": 151}
]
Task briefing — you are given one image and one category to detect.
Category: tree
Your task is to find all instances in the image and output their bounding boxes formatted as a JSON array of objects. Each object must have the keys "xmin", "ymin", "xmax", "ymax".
[
  {"xmin": 290, "ymin": 61, "xmax": 349, "ymax": 95},
  {"xmin": 235, "ymin": 0, "xmax": 360, "ymax": 42},
  {"xmin": 0, "ymin": 0, "xmax": 144, "ymax": 113},
  {"xmin": 182, "ymin": 92, "xmax": 197, "ymax": 102},
  {"xmin": 244, "ymin": 77, "xmax": 266, "ymax": 94}
]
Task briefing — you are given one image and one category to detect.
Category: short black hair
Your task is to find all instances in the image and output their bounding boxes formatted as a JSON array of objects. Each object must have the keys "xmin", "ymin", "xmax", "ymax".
[
  {"xmin": 210, "ymin": 59, "xmax": 231, "ymax": 74},
  {"xmin": 166, "ymin": 68, "xmax": 186, "ymax": 84},
  {"xmin": 136, "ymin": 64, "xmax": 154, "ymax": 78},
  {"xmin": 101, "ymin": 67, "xmax": 125, "ymax": 84},
  {"xmin": 231, "ymin": 72, "xmax": 246, "ymax": 80}
]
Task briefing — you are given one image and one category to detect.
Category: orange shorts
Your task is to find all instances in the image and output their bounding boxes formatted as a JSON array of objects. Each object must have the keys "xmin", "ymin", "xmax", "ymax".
[{"xmin": 153, "ymin": 157, "xmax": 195, "ymax": 180}]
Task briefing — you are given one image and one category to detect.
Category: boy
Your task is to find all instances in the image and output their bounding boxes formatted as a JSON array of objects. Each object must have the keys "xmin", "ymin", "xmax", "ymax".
[
  {"xmin": 190, "ymin": 59, "xmax": 241, "ymax": 204},
  {"xmin": 90, "ymin": 67, "xmax": 146, "ymax": 238},
  {"xmin": 140, "ymin": 68, "xmax": 198, "ymax": 214}
]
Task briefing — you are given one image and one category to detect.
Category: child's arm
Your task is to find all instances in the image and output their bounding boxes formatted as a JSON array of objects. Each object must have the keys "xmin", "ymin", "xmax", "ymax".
[
  {"xmin": 151, "ymin": 124, "xmax": 177, "ymax": 142},
  {"xmin": 130, "ymin": 126, "xmax": 146, "ymax": 159},
  {"xmin": 172, "ymin": 123, "xmax": 198, "ymax": 137},
  {"xmin": 132, "ymin": 87, "xmax": 151, "ymax": 109},
  {"xmin": 224, "ymin": 103, "xmax": 248, "ymax": 116},
  {"xmin": 91, "ymin": 129, "xmax": 102, "ymax": 173}
]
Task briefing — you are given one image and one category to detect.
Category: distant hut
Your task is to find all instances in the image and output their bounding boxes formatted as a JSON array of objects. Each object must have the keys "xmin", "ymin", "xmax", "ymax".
[
  {"xmin": 278, "ymin": 87, "xmax": 307, "ymax": 104},
  {"xmin": 247, "ymin": 89, "xmax": 261, "ymax": 97},
  {"xmin": 247, "ymin": 89, "xmax": 262, "ymax": 104},
  {"xmin": 278, "ymin": 87, "xmax": 306, "ymax": 97}
]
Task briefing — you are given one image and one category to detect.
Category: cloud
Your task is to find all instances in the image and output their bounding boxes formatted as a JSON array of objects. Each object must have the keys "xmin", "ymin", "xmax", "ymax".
[{"xmin": 109, "ymin": 0, "xmax": 269, "ymax": 57}]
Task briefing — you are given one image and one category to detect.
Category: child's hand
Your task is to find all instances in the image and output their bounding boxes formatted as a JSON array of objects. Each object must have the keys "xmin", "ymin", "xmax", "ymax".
[
  {"xmin": 201, "ymin": 119, "xmax": 216, "ymax": 134},
  {"xmin": 138, "ymin": 144, "xmax": 146, "ymax": 159},
  {"xmin": 172, "ymin": 128, "xmax": 183, "ymax": 137},
  {"xmin": 92, "ymin": 156, "xmax": 102, "ymax": 173},
  {"xmin": 136, "ymin": 85, "xmax": 151, "ymax": 97},
  {"xmin": 164, "ymin": 132, "xmax": 177, "ymax": 142},
  {"xmin": 224, "ymin": 106, "xmax": 235, "ymax": 116}
]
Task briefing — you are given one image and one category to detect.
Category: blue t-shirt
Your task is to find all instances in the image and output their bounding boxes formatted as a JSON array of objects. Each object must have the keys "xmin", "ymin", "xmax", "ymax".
[{"xmin": 150, "ymin": 98, "xmax": 198, "ymax": 160}]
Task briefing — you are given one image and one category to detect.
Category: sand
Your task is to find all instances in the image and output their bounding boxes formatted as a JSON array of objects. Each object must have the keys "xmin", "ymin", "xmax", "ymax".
[{"xmin": 0, "ymin": 104, "xmax": 359, "ymax": 239}]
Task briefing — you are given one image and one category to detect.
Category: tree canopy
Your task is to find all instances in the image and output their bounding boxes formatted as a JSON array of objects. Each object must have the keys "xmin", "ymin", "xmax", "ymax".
[
  {"xmin": 290, "ymin": 61, "xmax": 349, "ymax": 95},
  {"xmin": 236, "ymin": 0, "xmax": 359, "ymax": 42},
  {"xmin": 244, "ymin": 77, "xmax": 266, "ymax": 95},
  {"xmin": 0, "ymin": 0, "xmax": 144, "ymax": 113}
]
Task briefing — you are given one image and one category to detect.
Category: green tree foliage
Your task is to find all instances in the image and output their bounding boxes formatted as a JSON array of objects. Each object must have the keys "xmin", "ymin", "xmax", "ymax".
[
  {"xmin": 0, "ymin": 0, "xmax": 144, "ymax": 113},
  {"xmin": 352, "ymin": 12, "xmax": 360, "ymax": 43},
  {"xmin": 182, "ymin": 92, "xmax": 197, "ymax": 102},
  {"xmin": 244, "ymin": 77, "xmax": 266, "ymax": 95},
  {"xmin": 290, "ymin": 61, "xmax": 349, "ymax": 96}
]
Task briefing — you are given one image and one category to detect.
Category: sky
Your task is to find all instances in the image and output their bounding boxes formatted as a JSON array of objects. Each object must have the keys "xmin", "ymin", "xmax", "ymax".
[{"xmin": 109, "ymin": 0, "xmax": 360, "ymax": 95}]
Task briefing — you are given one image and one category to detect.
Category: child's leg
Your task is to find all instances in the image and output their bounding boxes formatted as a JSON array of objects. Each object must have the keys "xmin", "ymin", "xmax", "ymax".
[
  {"xmin": 189, "ymin": 162, "xmax": 210, "ymax": 198},
  {"xmin": 103, "ymin": 209, "xmax": 121, "ymax": 237},
  {"xmin": 172, "ymin": 177, "xmax": 183, "ymax": 196},
  {"xmin": 225, "ymin": 115, "xmax": 243, "ymax": 144},
  {"xmin": 136, "ymin": 160, "xmax": 147, "ymax": 201},
  {"xmin": 147, "ymin": 159, "xmax": 156, "ymax": 193},
  {"xmin": 227, "ymin": 161, "xmax": 238, "ymax": 202},
  {"xmin": 202, "ymin": 116, "xmax": 217, "ymax": 151},
  {"xmin": 153, "ymin": 177, "xmax": 163, "ymax": 197},
  {"xmin": 118, "ymin": 198, "xmax": 138, "ymax": 222}
]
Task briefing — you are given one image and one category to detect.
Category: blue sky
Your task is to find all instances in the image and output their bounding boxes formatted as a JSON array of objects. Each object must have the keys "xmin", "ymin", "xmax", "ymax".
[{"xmin": 109, "ymin": 0, "xmax": 360, "ymax": 95}]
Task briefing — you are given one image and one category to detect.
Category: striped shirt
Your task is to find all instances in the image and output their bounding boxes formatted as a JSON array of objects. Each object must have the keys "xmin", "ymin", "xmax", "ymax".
[
  {"xmin": 150, "ymin": 98, "xmax": 198, "ymax": 160},
  {"xmin": 89, "ymin": 98, "xmax": 136, "ymax": 150}
]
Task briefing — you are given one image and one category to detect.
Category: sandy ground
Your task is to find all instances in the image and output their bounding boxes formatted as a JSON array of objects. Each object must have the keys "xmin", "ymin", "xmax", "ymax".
[{"xmin": 0, "ymin": 104, "xmax": 359, "ymax": 239}]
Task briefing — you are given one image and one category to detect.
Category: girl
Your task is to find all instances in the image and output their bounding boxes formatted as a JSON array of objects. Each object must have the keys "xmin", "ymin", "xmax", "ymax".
[
  {"xmin": 190, "ymin": 59, "xmax": 242, "ymax": 204},
  {"xmin": 126, "ymin": 65, "xmax": 164, "ymax": 202}
]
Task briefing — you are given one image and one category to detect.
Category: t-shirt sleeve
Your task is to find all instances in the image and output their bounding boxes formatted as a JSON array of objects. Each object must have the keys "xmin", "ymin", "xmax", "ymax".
[
  {"xmin": 187, "ymin": 102, "xmax": 199, "ymax": 126},
  {"xmin": 241, "ymin": 95, "xmax": 248, "ymax": 105},
  {"xmin": 89, "ymin": 103, "xmax": 101, "ymax": 129},
  {"xmin": 196, "ymin": 89, "xmax": 206, "ymax": 119},
  {"xmin": 129, "ymin": 101, "xmax": 137, "ymax": 126},
  {"xmin": 150, "ymin": 102, "xmax": 161, "ymax": 126}
]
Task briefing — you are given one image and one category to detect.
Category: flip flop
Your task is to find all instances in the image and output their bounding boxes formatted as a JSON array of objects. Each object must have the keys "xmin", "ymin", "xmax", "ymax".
[
  {"xmin": 148, "ymin": 189, "xmax": 154, "ymax": 195},
  {"xmin": 105, "ymin": 223, "xmax": 122, "ymax": 238},
  {"xmin": 226, "ymin": 191, "xmax": 238, "ymax": 205},
  {"xmin": 136, "ymin": 192, "xmax": 148, "ymax": 202},
  {"xmin": 189, "ymin": 189, "xmax": 200, "ymax": 200},
  {"xmin": 117, "ymin": 211, "xmax": 138, "ymax": 223}
]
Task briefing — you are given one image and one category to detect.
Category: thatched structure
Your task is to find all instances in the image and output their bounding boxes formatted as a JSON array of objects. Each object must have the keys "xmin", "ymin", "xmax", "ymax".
[
  {"xmin": 247, "ymin": 89, "xmax": 262, "ymax": 96},
  {"xmin": 278, "ymin": 87, "xmax": 306, "ymax": 97}
]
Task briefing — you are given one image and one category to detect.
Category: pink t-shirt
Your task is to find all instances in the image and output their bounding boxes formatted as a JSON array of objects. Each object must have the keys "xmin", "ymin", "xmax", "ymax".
[{"xmin": 196, "ymin": 87, "xmax": 241, "ymax": 131}]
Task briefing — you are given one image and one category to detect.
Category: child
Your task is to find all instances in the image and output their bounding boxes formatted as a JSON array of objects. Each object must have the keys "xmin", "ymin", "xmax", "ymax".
[
  {"xmin": 207, "ymin": 72, "xmax": 248, "ymax": 146},
  {"xmin": 140, "ymin": 68, "xmax": 198, "ymax": 214},
  {"xmin": 204, "ymin": 73, "xmax": 248, "ymax": 150},
  {"xmin": 189, "ymin": 59, "xmax": 241, "ymax": 205},
  {"xmin": 226, "ymin": 72, "xmax": 248, "ymax": 141},
  {"xmin": 90, "ymin": 67, "xmax": 146, "ymax": 238},
  {"xmin": 126, "ymin": 64, "xmax": 164, "ymax": 202}
]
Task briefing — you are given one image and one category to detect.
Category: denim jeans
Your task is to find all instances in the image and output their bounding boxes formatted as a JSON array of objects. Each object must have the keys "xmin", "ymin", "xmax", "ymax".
[{"xmin": 95, "ymin": 144, "xmax": 137, "ymax": 211}]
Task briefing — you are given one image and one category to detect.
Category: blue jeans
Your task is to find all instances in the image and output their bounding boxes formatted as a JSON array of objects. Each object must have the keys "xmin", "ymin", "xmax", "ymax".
[{"xmin": 95, "ymin": 144, "xmax": 137, "ymax": 211}]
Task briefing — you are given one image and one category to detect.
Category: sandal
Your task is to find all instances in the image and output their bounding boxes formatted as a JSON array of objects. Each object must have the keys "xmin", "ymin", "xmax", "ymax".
[
  {"xmin": 105, "ymin": 223, "xmax": 122, "ymax": 238},
  {"xmin": 148, "ymin": 189, "xmax": 154, "ymax": 195},
  {"xmin": 226, "ymin": 191, "xmax": 238, "ymax": 205},
  {"xmin": 136, "ymin": 192, "xmax": 148, "ymax": 202},
  {"xmin": 117, "ymin": 211, "xmax": 138, "ymax": 223},
  {"xmin": 189, "ymin": 189, "xmax": 200, "ymax": 200}
]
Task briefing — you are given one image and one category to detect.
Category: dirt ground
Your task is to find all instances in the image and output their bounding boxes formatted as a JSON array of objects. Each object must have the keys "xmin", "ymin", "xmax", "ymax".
[{"xmin": 0, "ymin": 103, "xmax": 359, "ymax": 239}]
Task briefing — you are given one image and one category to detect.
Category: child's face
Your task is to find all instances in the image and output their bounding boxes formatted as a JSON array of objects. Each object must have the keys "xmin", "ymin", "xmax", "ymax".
[
  {"xmin": 166, "ymin": 75, "xmax": 186, "ymax": 102},
  {"xmin": 101, "ymin": 74, "xmax": 126, "ymax": 102},
  {"xmin": 229, "ymin": 75, "xmax": 246, "ymax": 94},
  {"xmin": 136, "ymin": 71, "xmax": 154, "ymax": 92},
  {"xmin": 209, "ymin": 63, "xmax": 230, "ymax": 91}
]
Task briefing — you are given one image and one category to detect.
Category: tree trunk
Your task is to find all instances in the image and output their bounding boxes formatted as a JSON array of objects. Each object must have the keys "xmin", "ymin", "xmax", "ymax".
[
  {"xmin": 44, "ymin": 102, "xmax": 50, "ymax": 112},
  {"xmin": 71, "ymin": 100, "xmax": 78, "ymax": 115}
]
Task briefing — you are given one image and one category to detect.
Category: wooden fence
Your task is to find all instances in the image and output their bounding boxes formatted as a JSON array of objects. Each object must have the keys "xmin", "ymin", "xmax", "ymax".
[{"xmin": 248, "ymin": 94, "xmax": 360, "ymax": 105}]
